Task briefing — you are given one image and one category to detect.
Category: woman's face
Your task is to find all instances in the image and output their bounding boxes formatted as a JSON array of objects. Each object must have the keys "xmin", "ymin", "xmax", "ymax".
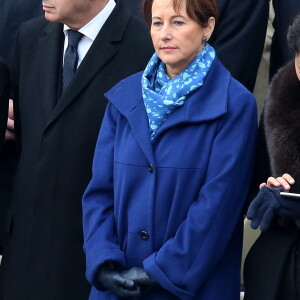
[
  {"xmin": 150, "ymin": 0, "xmax": 215, "ymax": 78},
  {"xmin": 295, "ymin": 54, "xmax": 300, "ymax": 81}
]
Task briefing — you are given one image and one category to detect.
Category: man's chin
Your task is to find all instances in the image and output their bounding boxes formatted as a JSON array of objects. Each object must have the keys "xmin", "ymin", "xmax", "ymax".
[{"xmin": 44, "ymin": 13, "xmax": 57, "ymax": 23}]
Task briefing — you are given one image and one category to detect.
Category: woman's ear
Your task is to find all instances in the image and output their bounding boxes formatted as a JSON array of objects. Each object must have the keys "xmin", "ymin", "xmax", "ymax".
[{"xmin": 204, "ymin": 17, "xmax": 215, "ymax": 41}]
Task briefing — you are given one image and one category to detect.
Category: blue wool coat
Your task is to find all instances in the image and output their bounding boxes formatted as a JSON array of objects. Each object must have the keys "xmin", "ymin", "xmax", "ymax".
[{"xmin": 83, "ymin": 58, "xmax": 257, "ymax": 300}]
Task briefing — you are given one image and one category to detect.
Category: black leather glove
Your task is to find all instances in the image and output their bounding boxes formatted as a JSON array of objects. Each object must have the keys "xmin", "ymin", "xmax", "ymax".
[
  {"xmin": 97, "ymin": 262, "xmax": 141, "ymax": 298},
  {"xmin": 122, "ymin": 267, "xmax": 158, "ymax": 296}
]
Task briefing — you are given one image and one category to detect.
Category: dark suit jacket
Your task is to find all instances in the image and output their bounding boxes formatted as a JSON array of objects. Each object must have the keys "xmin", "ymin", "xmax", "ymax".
[
  {"xmin": 127, "ymin": 0, "xmax": 143, "ymax": 15},
  {"xmin": 270, "ymin": 0, "xmax": 300, "ymax": 79},
  {"xmin": 210, "ymin": 0, "xmax": 269, "ymax": 92},
  {"xmin": 0, "ymin": 2, "xmax": 154, "ymax": 300},
  {"xmin": 0, "ymin": 57, "xmax": 9, "ymax": 151}
]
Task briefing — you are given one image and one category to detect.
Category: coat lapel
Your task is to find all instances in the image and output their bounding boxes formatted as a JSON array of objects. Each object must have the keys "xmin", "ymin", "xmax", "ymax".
[
  {"xmin": 126, "ymin": 101, "xmax": 155, "ymax": 164},
  {"xmin": 105, "ymin": 73, "xmax": 155, "ymax": 163},
  {"xmin": 44, "ymin": 2, "xmax": 131, "ymax": 130},
  {"xmin": 45, "ymin": 39, "xmax": 117, "ymax": 130},
  {"xmin": 37, "ymin": 22, "xmax": 64, "ymax": 120},
  {"xmin": 106, "ymin": 58, "xmax": 230, "ymax": 162}
]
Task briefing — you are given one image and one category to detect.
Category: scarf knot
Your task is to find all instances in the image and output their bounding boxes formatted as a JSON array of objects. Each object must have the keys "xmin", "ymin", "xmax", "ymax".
[{"xmin": 142, "ymin": 43, "xmax": 215, "ymax": 139}]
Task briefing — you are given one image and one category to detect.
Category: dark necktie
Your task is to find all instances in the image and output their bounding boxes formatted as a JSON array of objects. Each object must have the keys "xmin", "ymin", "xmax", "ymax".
[{"xmin": 62, "ymin": 30, "xmax": 83, "ymax": 92}]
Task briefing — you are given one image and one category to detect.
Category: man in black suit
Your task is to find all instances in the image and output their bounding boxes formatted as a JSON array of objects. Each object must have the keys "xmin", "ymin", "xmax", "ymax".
[
  {"xmin": 0, "ymin": 57, "xmax": 9, "ymax": 151},
  {"xmin": 0, "ymin": 0, "xmax": 153, "ymax": 299}
]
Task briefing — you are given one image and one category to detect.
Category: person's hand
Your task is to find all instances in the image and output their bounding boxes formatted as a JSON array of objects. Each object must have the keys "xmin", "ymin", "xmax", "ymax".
[
  {"xmin": 259, "ymin": 173, "xmax": 295, "ymax": 191},
  {"xmin": 97, "ymin": 263, "xmax": 141, "ymax": 298},
  {"xmin": 5, "ymin": 99, "xmax": 15, "ymax": 141},
  {"xmin": 247, "ymin": 184, "xmax": 300, "ymax": 231},
  {"xmin": 122, "ymin": 267, "xmax": 158, "ymax": 296},
  {"xmin": 247, "ymin": 186, "xmax": 284, "ymax": 231}
]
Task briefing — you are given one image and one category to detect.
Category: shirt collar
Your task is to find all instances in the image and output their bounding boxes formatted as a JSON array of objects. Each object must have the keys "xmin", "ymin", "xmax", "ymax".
[{"xmin": 63, "ymin": 0, "xmax": 116, "ymax": 41}]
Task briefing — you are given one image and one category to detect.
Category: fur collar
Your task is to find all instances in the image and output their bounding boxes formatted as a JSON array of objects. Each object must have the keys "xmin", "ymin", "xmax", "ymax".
[{"xmin": 264, "ymin": 61, "xmax": 300, "ymax": 192}]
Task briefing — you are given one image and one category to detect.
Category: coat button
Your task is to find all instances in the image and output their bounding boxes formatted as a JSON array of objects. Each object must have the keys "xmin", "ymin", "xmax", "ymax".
[
  {"xmin": 139, "ymin": 230, "xmax": 149, "ymax": 240},
  {"xmin": 148, "ymin": 164, "xmax": 153, "ymax": 173}
]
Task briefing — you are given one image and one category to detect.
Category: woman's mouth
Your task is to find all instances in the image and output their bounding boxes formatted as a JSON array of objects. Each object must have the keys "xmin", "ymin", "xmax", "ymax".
[{"xmin": 161, "ymin": 47, "xmax": 177, "ymax": 52}]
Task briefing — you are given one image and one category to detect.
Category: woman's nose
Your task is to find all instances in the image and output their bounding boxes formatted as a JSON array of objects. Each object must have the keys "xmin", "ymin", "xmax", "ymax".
[{"xmin": 160, "ymin": 25, "xmax": 172, "ymax": 41}]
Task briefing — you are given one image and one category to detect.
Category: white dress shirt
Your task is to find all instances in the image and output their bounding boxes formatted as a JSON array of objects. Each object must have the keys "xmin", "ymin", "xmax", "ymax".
[{"xmin": 63, "ymin": 0, "xmax": 116, "ymax": 67}]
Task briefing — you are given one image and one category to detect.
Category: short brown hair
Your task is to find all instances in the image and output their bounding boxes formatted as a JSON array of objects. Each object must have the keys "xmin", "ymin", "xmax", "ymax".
[{"xmin": 142, "ymin": 0, "xmax": 219, "ymax": 28}]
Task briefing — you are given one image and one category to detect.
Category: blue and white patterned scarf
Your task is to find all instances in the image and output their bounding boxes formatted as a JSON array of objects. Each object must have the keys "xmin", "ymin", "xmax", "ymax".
[{"xmin": 141, "ymin": 43, "xmax": 215, "ymax": 139}]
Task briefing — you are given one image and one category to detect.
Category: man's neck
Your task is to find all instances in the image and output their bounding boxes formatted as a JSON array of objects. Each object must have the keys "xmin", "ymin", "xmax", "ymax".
[{"xmin": 66, "ymin": 0, "xmax": 110, "ymax": 30}]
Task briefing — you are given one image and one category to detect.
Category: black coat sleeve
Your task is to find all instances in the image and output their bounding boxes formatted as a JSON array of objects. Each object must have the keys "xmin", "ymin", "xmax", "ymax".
[
  {"xmin": 210, "ymin": 0, "xmax": 269, "ymax": 92},
  {"xmin": 0, "ymin": 57, "xmax": 9, "ymax": 151}
]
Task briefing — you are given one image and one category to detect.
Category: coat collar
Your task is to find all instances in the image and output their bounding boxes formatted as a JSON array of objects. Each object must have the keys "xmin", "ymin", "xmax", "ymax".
[
  {"xmin": 37, "ymin": 20, "xmax": 64, "ymax": 120},
  {"xmin": 105, "ymin": 57, "xmax": 231, "ymax": 160},
  {"xmin": 107, "ymin": 57, "xmax": 230, "ymax": 123},
  {"xmin": 43, "ymin": 1, "xmax": 132, "ymax": 130}
]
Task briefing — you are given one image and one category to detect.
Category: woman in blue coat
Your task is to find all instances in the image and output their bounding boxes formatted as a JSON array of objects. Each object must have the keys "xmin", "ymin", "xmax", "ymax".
[{"xmin": 82, "ymin": 0, "xmax": 257, "ymax": 299}]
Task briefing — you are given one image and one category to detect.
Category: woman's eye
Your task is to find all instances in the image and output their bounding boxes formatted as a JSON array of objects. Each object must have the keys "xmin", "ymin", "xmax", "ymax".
[
  {"xmin": 174, "ymin": 21, "xmax": 184, "ymax": 26},
  {"xmin": 152, "ymin": 21, "xmax": 163, "ymax": 27}
]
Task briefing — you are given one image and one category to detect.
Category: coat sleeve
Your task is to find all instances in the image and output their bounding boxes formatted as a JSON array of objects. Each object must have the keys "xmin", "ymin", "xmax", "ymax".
[
  {"xmin": 143, "ymin": 88, "xmax": 257, "ymax": 299},
  {"xmin": 210, "ymin": 0, "xmax": 269, "ymax": 91},
  {"xmin": 82, "ymin": 103, "xmax": 126, "ymax": 289},
  {"xmin": 0, "ymin": 58, "xmax": 10, "ymax": 151}
]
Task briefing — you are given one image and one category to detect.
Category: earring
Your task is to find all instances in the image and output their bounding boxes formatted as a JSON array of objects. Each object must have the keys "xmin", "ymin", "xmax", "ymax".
[{"xmin": 202, "ymin": 36, "xmax": 207, "ymax": 43}]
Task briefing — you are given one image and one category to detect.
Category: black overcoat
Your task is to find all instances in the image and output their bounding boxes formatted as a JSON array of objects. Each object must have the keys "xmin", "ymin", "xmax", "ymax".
[
  {"xmin": 210, "ymin": 0, "xmax": 269, "ymax": 92},
  {"xmin": 0, "ymin": 57, "xmax": 9, "ymax": 151},
  {"xmin": 0, "ymin": 2, "xmax": 153, "ymax": 300}
]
